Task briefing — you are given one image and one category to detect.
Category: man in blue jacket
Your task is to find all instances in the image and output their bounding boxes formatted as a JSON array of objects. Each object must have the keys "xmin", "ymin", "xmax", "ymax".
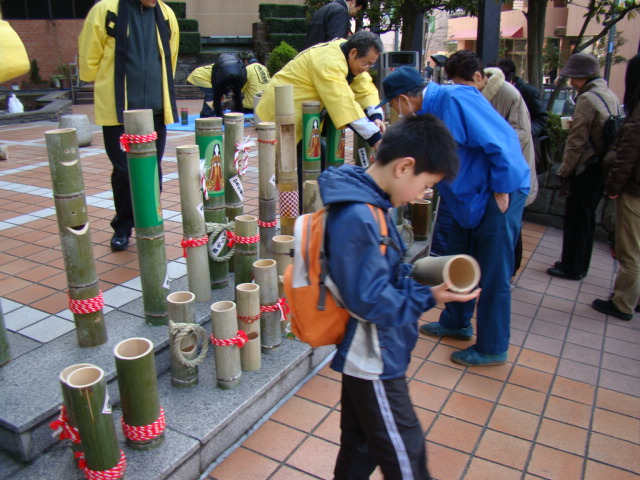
[
  {"xmin": 378, "ymin": 66, "xmax": 530, "ymax": 367},
  {"xmin": 303, "ymin": 0, "xmax": 367, "ymax": 49}
]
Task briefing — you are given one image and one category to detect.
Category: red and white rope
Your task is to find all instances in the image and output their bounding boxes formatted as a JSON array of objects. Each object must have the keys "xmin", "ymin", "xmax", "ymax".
[
  {"xmin": 234, "ymin": 136, "xmax": 255, "ymax": 176},
  {"xmin": 210, "ymin": 330, "xmax": 248, "ymax": 347},
  {"xmin": 260, "ymin": 297, "xmax": 290, "ymax": 322},
  {"xmin": 69, "ymin": 291, "xmax": 104, "ymax": 315},
  {"xmin": 49, "ymin": 405, "xmax": 81, "ymax": 444},
  {"xmin": 257, "ymin": 138, "xmax": 278, "ymax": 145},
  {"xmin": 76, "ymin": 450, "xmax": 127, "ymax": 480},
  {"xmin": 226, "ymin": 231, "xmax": 260, "ymax": 248},
  {"xmin": 121, "ymin": 408, "xmax": 166, "ymax": 443},
  {"xmin": 237, "ymin": 313, "xmax": 261, "ymax": 324},
  {"xmin": 258, "ymin": 219, "xmax": 277, "ymax": 228},
  {"xmin": 279, "ymin": 191, "xmax": 299, "ymax": 218},
  {"xmin": 180, "ymin": 236, "xmax": 209, "ymax": 258},
  {"xmin": 119, "ymin": 132, "xmax": 158, "ymax": 152}
]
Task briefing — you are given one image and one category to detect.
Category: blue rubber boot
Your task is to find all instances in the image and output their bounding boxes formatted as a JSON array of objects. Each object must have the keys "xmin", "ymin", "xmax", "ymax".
[
  {"xmin": 451, "ymin": 345, "xmax": 507, "ymax": 367},
  {"xmin": 419, "ymin": 322, "xmax": 473, "ymax": 341}
]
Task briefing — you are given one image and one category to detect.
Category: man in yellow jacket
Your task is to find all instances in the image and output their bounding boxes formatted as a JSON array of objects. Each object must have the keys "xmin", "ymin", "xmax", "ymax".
[
  {"xmin": 79, "ymin": 0, "xmax": 179, "ymax": 251},
  {"xmin": 240, "ymin": 52, "xmax": 270, "ymax": 113}
]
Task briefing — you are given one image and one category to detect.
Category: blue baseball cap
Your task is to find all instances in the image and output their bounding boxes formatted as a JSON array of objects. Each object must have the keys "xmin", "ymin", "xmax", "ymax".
[{"xmin": 377, "ymin": 66, "xmax": 426, "ymax": 108}]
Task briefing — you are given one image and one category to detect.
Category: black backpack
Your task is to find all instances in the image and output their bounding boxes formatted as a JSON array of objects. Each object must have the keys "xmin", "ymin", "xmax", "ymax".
[{"xmin": 587, "ymin": 91, "xmax": 623, "ymax": 158}]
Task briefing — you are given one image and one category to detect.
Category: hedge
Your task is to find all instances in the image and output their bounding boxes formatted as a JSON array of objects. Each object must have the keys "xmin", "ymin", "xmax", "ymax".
[
  {"xmin": 179, "ymin": 32, "xmax": 201, "ymax": 54},
  {"xmin": 178, "ymin": 19, "xmax": 199, "ymax": 32},
  {"xmin": 266, "ymin": 18, "xmax": 308, "ymax": 34},
  {"xmin": 259, "ymin": 4, "xmax": 306, "ymax": 21},
  {"xmin": 269, "ymin": 33, "xmax": 306, "ymax": 53},
  {"xmin": 166, "ymin": 2, "xmax": 186, "ymax": 19}
]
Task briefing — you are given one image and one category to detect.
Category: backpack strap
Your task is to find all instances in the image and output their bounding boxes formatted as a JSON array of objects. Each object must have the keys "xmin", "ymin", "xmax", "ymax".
[
  {"xmin": 365, "ymin": 204, "xmax": 401, "ymax": 256},
  {"xmin": 584, "ymin": 90, "xmax": 620, "ymax": 156}
]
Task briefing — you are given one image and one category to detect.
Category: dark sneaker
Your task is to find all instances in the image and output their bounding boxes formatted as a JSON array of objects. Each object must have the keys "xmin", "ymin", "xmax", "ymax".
[
  {"xmin": 451, "ymin": 345, "xmax": 507, "ymax": 367},
  {"xmin": 592, "ymin": 299, "xmax": 632, "ymax": 321},
  {"xmin": 110, "ymin": 233, "xmax": 130, "ymax": 251},
  {"xmin": 547, "ymin": 266, "xmax": 584, "ymax": 281},
  {"xmin": 419, "ymin": 322, "xmax": 473, "ymax": 341}
]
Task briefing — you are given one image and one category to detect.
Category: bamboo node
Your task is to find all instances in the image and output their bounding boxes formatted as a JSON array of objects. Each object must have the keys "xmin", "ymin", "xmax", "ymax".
[
  {"xmin": 75, "ymin": 449, "xmax": 126, "ymax": 480},
  {"xmin": 49, "ymin": 405, "xmax": 81, "ymax": 444},
  {"xmin": 68, "ymin": 291, "xmax": 104, "ymax": 315},
  {"xmin": 210, "ymin": 330, "xmax": 249, "ymax": 348},
  {"xmin": 121, "ymin": 408, "xmax": 166, "ymax": 442},
  {"xmin": 180, "ymin": 236, "xmax": 209, "ymax": 258},
  {"xmin": 226, "ymin": 231, "xmax": 260, "ymax": 248},
  {"xmin": 119, "ymin": 132, "xmax": 158, "ymax": 152},
  {"xmin": 169, "ymin": 320, "xmax": 209, "ymax": 367},
  {"xmin": 260, "ymin": 297, "xmax": 290, "ymax": 322}
]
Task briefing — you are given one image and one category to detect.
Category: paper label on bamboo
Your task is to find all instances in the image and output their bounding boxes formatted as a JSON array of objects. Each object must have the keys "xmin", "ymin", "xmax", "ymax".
[
  {"xmin": 269, "ymin": 174, "xmax": 276, "ymax": 189},
  {"xmin": 229, "ymin": 175, "xmax": 244, "ymax": 201},
  {"xmin": 196, "ymin": 202, "xmax": 204, "ymax": 219},
  {"xmin": 211, "ymin": 231, "xmax": 226, "ymax": 257},
  {"xmin": 102, "ymin": 392, "xmax": 112, "ymax": 414},
  {"xmin": 358, "ymin": 147, "xmax": 369, "ymax": 168},
  {"xmin": 163, "ymin": 272, "xmax": 170, "ymax": 289}
]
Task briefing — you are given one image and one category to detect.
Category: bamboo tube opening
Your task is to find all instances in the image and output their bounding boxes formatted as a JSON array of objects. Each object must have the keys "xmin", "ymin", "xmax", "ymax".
[
  {"xmin": 273, "ymin": 235, "xmax": 294, "ymax": 243},
  {"xmin": 167, "ymin": 291, "xmax": 196, "ymax": 304},
  {"xmin": 246, "ymin": 332, "xmax": 259, "ymax": 340},
  {"xmin": 235, "ymin": 215, "xmax": 258, "ymax": 222},
  {"xmin": 67, "ymin": 366, "xmax": 104, "ymax": 388},
  {"xmin": 224, "ymin": 113, "xmax": 244, "ymax": 123},
  {"xmin": 445, "ymin": 256, "xmax": 480, "ymax": 293},
  {"xmin": 176, "ymin": 145, "xmax": 199, "ymax": 154},
  {"xmin": 237, "ymin": 283, "xmax": 259, "ymax": 293},
  {"xmin": 114, "ymin": 337, "xmax": 153, "ymax": 360},
  {"xmin": 65, "ymin": 224, "xmax": 89, "ymax": 235},
  {"xmin": 254, "ymin": 259, "xmax": 276, "ymax": 268},
  {"xmin": 211, "ymin": 301, "xmax": 235, "ymax": 313},
  {"xmin": 59, "ymin": 363, "xmax": 93, "ymax": 384},
  {"xmin": 45, "ymin": 128, "xmax": 76, "ymax": 135}
]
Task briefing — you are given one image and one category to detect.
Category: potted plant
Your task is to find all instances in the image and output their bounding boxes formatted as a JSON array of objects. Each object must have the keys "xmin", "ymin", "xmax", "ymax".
[{"xmin": 57, "ymin": 63, "xmax": 72, "ymax": 89}]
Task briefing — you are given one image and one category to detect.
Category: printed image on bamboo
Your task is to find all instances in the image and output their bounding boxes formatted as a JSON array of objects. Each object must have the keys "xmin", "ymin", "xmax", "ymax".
[
  {"xmin": 327, "ymin": 120, "xmax": 345, "ymax": 169},
  {"xmin": 210, "ymin": 301, "xmax": 247, "ymax": 389},
  {"xmin": 306, "ymin": 118, "xmax": 321, "ymax": 159}
]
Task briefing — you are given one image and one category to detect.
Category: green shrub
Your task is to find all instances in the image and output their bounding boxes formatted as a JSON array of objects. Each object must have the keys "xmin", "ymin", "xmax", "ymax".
[
  {"xmin": 266, "ymin": 18, "xmax": 308, "ymax": 34},
  {"xmin": 269, "ymin": 34, "xmax": 305, "ymax": 54},
  {"xmin": 259, "ymin": 3, "xmax": 306, "ymax": 21},
  {"xmin": 29, "ymin": 59, "xmax": 42, "ymax": 84},
  {"xmin": 178, "ymin": 19, "xmax": 199, "ymax": 32},
  {"xmin": 266, "ymin": 41, "xmax": 298, "ymax": 76},
  {"xmin": 166, "ymin": 1, "xmax": 186, "ymax": 19},
  {"xmin": 179, "ymin": 32, "xmax": 201, "ymax": 54},
  {"xmin": 547, "ymin": 113, "xmax": 569, "ymax": 163}
]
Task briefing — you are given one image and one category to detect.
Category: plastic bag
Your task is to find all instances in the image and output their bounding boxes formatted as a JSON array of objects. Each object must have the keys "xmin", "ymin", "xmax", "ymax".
[{"xmin": 8, "ymin": 94, "xmax": 24, "ymax": 113}]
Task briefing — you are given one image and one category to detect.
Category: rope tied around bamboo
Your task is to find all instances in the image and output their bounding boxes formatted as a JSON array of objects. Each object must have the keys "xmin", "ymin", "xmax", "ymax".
[
  {"xmin": 180, "ymin": 236, "xmax": 209, "ymax": 258},
  {"xmin": 119, "ymin": 132, "xmax": 158, "ymax": 152},
  {"xmin": 257, "ymin": 138, "xmax": 278, "ymax": 145},
  {"xmin": 169, "ymin": 320, "xmax": 209, "ymax": 368},
  {"xmin": 260, "ymin": 297, "xmax": 290, "ymax": 322},
  {"xmin": 234, "ymin": 136, "xmax": 255, "ymax": 176},
  {"xmin": 210, "ymin": 330, "xmax": 249, "ymax": 347},
  {"xmin": 75, "ymin": 449, "xmax": 126, "ymax": 480},
  {"xmin": 121, "ymin": 407, "xmax": 166, "ymax": 443},
  {"xmin": 68, "ymin": 291, "xmax": 104, "ymax": 315},
  {"xmin": 49, "ymin": 405, "xmax": 81, "ymax": 444},
  {"xmin": 226, "ymin": 231, "xmax": 260, "ymax": 248},
  {"xmin": 257, "ymin": 219, "xmax": 277, "ymax": 228},
  {"xmin": 237, "ymin": 312, "xmax": 261, "ymax": 324},
  {"xmin": 205, "ymin": 221, "xmax": 236, "ymax": 262}
]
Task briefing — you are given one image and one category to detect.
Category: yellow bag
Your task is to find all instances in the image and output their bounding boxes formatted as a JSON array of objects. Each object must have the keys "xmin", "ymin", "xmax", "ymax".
[{"xmin": 0, "ymin": 20, "xmax": 29, "ymax": 83}]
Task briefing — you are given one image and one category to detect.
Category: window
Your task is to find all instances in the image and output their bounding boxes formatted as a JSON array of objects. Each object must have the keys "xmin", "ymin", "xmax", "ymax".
[{"xmin": 1, "ymin": 0, "xmax": 95, "ymax": 19}]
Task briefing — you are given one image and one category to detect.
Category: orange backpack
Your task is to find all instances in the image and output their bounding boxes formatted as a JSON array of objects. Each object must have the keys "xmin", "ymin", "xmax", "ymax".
[{"xmin": 283, "ymin": 204, "xmax": 388, "ymax": 347}]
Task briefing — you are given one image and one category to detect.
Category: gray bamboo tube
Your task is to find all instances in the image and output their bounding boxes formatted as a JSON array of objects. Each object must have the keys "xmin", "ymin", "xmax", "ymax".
[
  {"xmin": 223, "ymin": 112, "xmax": 245, "ymax": 222},
  {"xmin": 272, "ymin": 235, "xmax": 294, "ymax": 337},
  {"xmin": 275, "ymin": 85, "xmax": 299, "ymax": 236},
  {"xmin": 301, "ymin": 101, "xmax": 321, "ymax": 182},
  {"xmin": 234, "ymin": 215, "xmax": 259, "ymax": 287},
  {"xmin": 253, "ymin": 259, "xmax": 282, "ymax": 353},
  {"xmin": 66, "ymin": 366, "xmax": 123, "ymax": 478},
  {"xmin": 176, "ymin": 145, "xmax": 211, "ymax": 302},
  {"xmin": 326, "ymin": 119, "xmax": 346, "ymax": 169},
  {"xmin": 412, "ymin": 254, "xmax": 481, "ymax": 294},
  {"xmin": 167, "ymin": 291, "xmax": 200, "ymax": 388},
  {"xmin": 353, "ymin": 134, "xmax": 374, "ymax": 168},
  {"xmin": 210, "ymin": 301, "xmax": 243, "ymax": 389},
  {"xmin": 236, "ymin": 283, "xmax": 261, "ymax": 371},
  {"xmin": 57, "ymin": 363, "xmax": 94, "ymax": 458},
  {"xmin": 123, "ymin": 109, "xmax": 169, "ymax": 325},
  {"xmin": 114, "ymin": 337, "xmax": 164, "ymax": 450},
  {"xmin": 0, "ymin": 299, "xmax": 10, "ymax": 366},
  {"xmin": 410, "ymin": 199, "xmax": 432, "ymax": 242},
  {"xmin": 257, "ymin": 122, "xmax": 277, "ymax": 259},
  {"xmin": 195, "ymin": 117, "xmax": 229, "ymax": 290},
  {"xmin": 303, "ymin": 179, "xmax": 323, "ymax": 214},
  {"xmin": 45, "ymin": 128, "xmax": 107, "ymax": 348}
]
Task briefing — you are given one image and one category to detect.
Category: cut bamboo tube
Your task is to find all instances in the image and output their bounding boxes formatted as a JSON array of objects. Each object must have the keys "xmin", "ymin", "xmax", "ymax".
[
  {"xmin": 223, "ymin": 112, "xmax": 245, "ymax": 222},
  {"xmin": 412, "ymin": 254, "xmax": 481, "ymax": 293},
  {"xmin": 195, "ymin": 117, "xmax": 229, "ymax": 290},
  {"xmin": 257, "ymin": 122, "xmax": 277, "ymax": 259},
  {"xmin": 234, "ymin": 215, "xmax": 259, "ymax": 287},
  {"xmin": 45, "ymin": 128, "xmax": 107, "ymax": 347},
  {"xmin": 303, "ymin": 179, "xmax": 323, "ymax": 214},
  {"xmin": 275, "ymin": 85, "xmax": 299, "ymax": 236},
  {"xmin": 301, "ymin": 101, "xmax": 321, "ymax": 182},
  {"xmin": 210, "ymin": 301, "xmax": 243, "ymax": 389},
  {"xmin": 167, "ymin": 291, "xmax": 201, "ymax": 388},
  {"xmin": 176, "ymin": 145, "xmax": 211, "ymax": 302},
  {"xmin": 0, "ymin": 299, "xmax": 10, "ymax": 366},
  {"xmin": 326, "ymin": 119, "xmax": 346, "ymax": 169},
  {"xmin": 123, "ymin": 109, "xmax": 169, "ymax": 325},
  {"xmin": 272, "ymin": 235, "xmax": 294, "ymax": 337},
  {"xmin": 66, "ymin": 366, "xmax": 123, "ymax": 478},
  {"xmin": 410, "ymin": 199, "xmax": 432, "ymax": 241},
  {"xmin": 236, "ymin": 283, "xmax": 261, "ymax": 371},
  {"xmin": 56, "ymin": 363, "xmax": 94, "ymax": 458},
  {"xmin": 114, "ymin": 337, "xmax": 164, "ymax": 450},
  {"xmin": 253, "ymin": 259, "xmax": 282, "ymax": 353},
  {"xmin": 353, "ymin": 134, "xmax": 374, "ymax": 168}
]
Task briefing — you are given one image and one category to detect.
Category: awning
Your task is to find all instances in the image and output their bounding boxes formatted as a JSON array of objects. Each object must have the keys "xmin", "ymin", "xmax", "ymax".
[
  {"xmin": 448, "ymin": 25, "xmax": 523, "ymax": 40},
  {"xmin": 500, "ymin": 26, "xmax": 523, "ymax": 38}
]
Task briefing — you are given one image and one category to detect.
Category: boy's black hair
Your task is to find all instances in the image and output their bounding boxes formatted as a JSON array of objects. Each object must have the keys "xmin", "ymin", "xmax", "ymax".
[
  {"xmin": 497, "ymin": 58, "xmax": 516, "ymax": 83},
  {"xmin": 375, "ymin": 114, "xmax": 459, "ymax": 181},
  {"xmin": 343, "ymin": 30, "xmax": 383, "ymax": 58},
  {"xmin": 445, "ymin": 50, "xmax": 484, "ymax": 82}
]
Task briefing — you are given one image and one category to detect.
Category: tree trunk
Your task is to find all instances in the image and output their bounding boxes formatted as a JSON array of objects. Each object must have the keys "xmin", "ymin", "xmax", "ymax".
[
  {"xmin": 399, "ymin": 1, "xmax": 419, "ymax": 50},
  {"xmin": 525, "ymin": 0, "xmax": 547, "ymax": 94}
]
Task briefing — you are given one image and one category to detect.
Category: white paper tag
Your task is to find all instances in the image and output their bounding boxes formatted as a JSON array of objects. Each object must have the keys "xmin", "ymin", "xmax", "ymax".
[
  {"xmin": 211, "ymin": 231, "xmax": 226, "ymax": 257},
  {"xmin": 358, "ymin": 147, "xmax": 369, "ymax": 168},
  {"xmin": 102, "ymin": 391, "xmax": 112, "ymax": 415},
  {"xmin": 229, "ymin": 175, "xmax": 244, "ymax": 201},
  {"xmin": 196, "ymin": 202, "xmax": 204, "ymax": 219},
  {"xmin": 163, "ymin": 272, "xmax": 170, "ymax": 290},
  {"xmin": 269, "ymin": 173, "xmax": 276, "ymax": 188}
]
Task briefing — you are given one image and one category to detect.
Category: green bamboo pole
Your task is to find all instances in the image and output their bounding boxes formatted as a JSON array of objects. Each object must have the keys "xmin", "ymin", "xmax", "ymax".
[
  {"xmin": 195, "ymin": 117, "xmax": 229, "ymax": 290},
  {"xmin": 0, "ymin": 299, "xmax": 10, "ymax": 366},
  {"xmin": 257, "ymin": 122, "xmax": 277, "ymax": 259},
  {"xmin": 234, "ymin": 215, "xmax": 259, "ymax": 288},
  {"xmin": 302, "ymin": 179, "xmax": 322, "ymax": 214},
  {"xmin": 410, "ymin": 199, "xmax": 432, "ymax": 241},
  {"xmin": 275, "ymin": 85, "xmax": 299, "ymax": 236},
  {"xmin": 272, "ymin": 235, "xmax": 294, "ymax": 337},
  {"xmin": 45, "ymin": 128, "xmax": 107, "ymax": 347},
  {"xmin": 57, "ymin": 363, "xmax": 94, "ymax": 458},
  {"xmin": 167, "ymin": 291, "xmax": 203, "ymax": 388},
  {"xmin": 253, "ymin": 259, "xmax": 282, "ymax": 353},
  {"xmin": 210, "ymin": 301, "xmax": 243, "ymax": 389},
  {"xmin": 66, "ymin": 366, "xmax": 123, "ymax": 478},
  {"xmin": 301, "ymin": 101, "xmax": 321, "ymax": 182},
  {"xmin": 176, "ymin": 145, "xmax": 211, "ymax": 302},
  {"xmin": 123, "ymin": 109, "xmax": 169, "ymax": 325},
  {"xmin": 236, "ymin": 283, "xmax": 261, "ymax": 371},
  {"xmin": 326, "ymin": 119, "xmax": 346, "ymax": 169},
  {"xmin": 353, "ymin": 134, "xmax": 374, "ymax": 168},
  {"xmin": 223, "ymin": 112, "xmax": 245, "ymax": 222},
  {"xmin": 114, "ymin": 337, "xmax": 164, "ymax": 450}
]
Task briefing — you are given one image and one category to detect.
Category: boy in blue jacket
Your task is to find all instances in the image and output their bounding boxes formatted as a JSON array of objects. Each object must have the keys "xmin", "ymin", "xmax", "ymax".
[{"xmin": 318, "ymin": 115, "xmax": 481, "ymax": 480}]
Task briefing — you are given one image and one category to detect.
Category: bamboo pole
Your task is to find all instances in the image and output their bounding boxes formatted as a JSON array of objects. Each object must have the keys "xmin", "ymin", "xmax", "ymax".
[
  {"xmin": 253, "ymin": 259, "xmax": 282, "ymax": 353},
  {"xmin": 45, "ymin": 128, "xmax": 107, "ymax": 347},
  {"xmin": 233, "ymin": 215, "xmax": 259, "ymax": 287},
  {"xmin": 410, "ymin": 199, "xmax": 432, "ymax": 242},
  {"xmin": 236, "ymin": 283, "xmax": 261, "ymax": 371},
  {"xmin": 353, "ymin": 134, "xmax": 374, "ymax": 168},
  {"xmin": 176, "ymin": 145, "xmax": 211, "ymax": 302},
  {"xmin": 301, "ymin": 101, "xmax": 321, "ymax": 182},
  {"xmin": 210, "ymin": 301, "xmax": 243, "ymax": 389},
  {"xmin": 326, "ymin": 118, "xmax": 346, "ymax": 169},
  {"xmin": 275, "ymin": 85, "xmax": 299, "ymax": 236},
  {"xmin": 123, "ymin": 109, "xmax": 169, "ymax": 325},
  {"xmin": 257, "ymin": 122, "xmax": 277, "ymax": 259},
  {"xmin": 0, "ymin": 299, "xmax": 10, "ymax": 366},
  {"xmin": 114, "ymin": 337, "xmax": 164, "ymax": 450},
  {"xmin": 195, "ymin": 117, "xmax": 229, "ymax": 290},
  {"xmin": 272, "ymin": 235, "xmax": 294, "ymax": 337},
  {"xmin": 66, "ymin": 366, "xmax": 124, "ymax": 478},
  {"xmin": 223, "ymin": 112, "xmax": 245, "ymax": 222},
  {"xmin": 56, "ymin": 363, "xmax": 94, "ymax": 459},
  {"xmin": 302, "ymin": 180, "xmax": 323, "ymax": 214}
]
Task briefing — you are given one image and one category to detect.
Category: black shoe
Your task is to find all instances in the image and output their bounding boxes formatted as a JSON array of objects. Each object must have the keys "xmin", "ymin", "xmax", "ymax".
[
  {"xmin": 635, "ymin": 305, "xmax": 640, "ymax": 313},
  {"xmin": 110, "ymin": 233, "xmax": 129, "ymax": 251},
  {"xmin": 547, "ymin": 267, "xmax": 584, "ymax": 281},
  {"xmin": 592, "ymin": 299, "xmax": 632, "ymax": 321}
]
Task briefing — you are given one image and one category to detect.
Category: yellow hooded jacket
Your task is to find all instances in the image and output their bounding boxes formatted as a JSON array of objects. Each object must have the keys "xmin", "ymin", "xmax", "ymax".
[
  {"xmin": 242, "ymin": 62, "xmax": 270, "ymax": 109},
  {"xmin": 187, "ymin": 64, "xmax": 214, "ymax": 89},
  {"xmin": 78, "ymin": 0, "xmax": 179, "ymax": 126},
  {"xmin": 255, "ymin": 39, "xmax": 380, "ymax": 143}
]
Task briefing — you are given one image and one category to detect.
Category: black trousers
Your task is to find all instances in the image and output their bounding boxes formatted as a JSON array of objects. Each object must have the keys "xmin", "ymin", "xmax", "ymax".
[
  {"xmin": 334, "ymin": 374, "xmax": 431, "ymax": 480},
  {"xmin": 213, "ymin": 77, "xmax": 244, "ymax": 118},
  {"xmin": 559, "ymin": 161, "xmax": 604, "ymax": 276},
  {"xmin": 103, "ymin": 114, "xmax": 167, "ymax": 236}
]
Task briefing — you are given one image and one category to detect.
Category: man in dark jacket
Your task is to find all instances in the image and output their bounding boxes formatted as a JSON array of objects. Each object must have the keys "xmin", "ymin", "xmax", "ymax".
[
  {"xmin": 303, "ymin": 0, "xmax": 367, "ymax": 49},
  {"xmin": 211, "ymin": 53, "xmax": 247, "ymax": 118}
]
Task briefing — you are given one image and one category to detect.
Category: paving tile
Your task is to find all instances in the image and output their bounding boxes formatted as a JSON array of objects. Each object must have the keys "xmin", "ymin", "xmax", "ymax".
[
  {"xmin": 499, "ymin": 383, "xmax": 547, "ymax": 415},
  {"xmin": 510, "ymin": 313, "xmax": 533, "ymax": 332},
  {"xmin": 241, "ymin": 420, "xmax": 306, "ymax": 462},
  {"xmin": 475, "ymin": 430, "xmax": 532, "ymax": 470},
  {"xmin": 4, "ymin": 305, "xmax": 49, "ymax": 331},
  {"xmin": 603, "ymin": 337, "xmax": 640, "ymax": 360},
  {"xmin": 208, "ymin": 447, "xmax": 278, "ymax": 480},
  {"xmin": 295, "ymin": 374, "xmax": 341, "ymax": 408},
  {"xmin": 286, "ymin": 436, "xmax": 339, "ymax": 480},
  {"xmin": 17, "ymin": 316, "xmax": 75, "ymax": 342},
  {"xmin": 568, "ymin": 314, "xmax": 606, "ymax": 335},
  {"xmin": 269, "ymin": 466, "xmax": 321, "ymax": 480},
  {"xmin": 425, "ymin": 343, "xmax": 465, "ymax": 367},
  {"xmin": 561, "ymin": 342, "xmax": 601, "ymax": 367},
  {"xmin": 527, "ymin": 444, "xmax": 584, "ymax": 480},
  {"xmin": 487, "ymin": 405, "xmax": 540, "ymax": 441},
  {"xmin": 508, "ymin": 365, "xmax": 553, "ymax": 393},
  {"xmin": 595, "ymin": 387, "xmax": 640, "ymax": 419},
  {"xmin": 592, "ymin": 408, "xmax": 640, "ymax": 444},
  {"xmin": 529, "ymin": 318, "xmax": 568, "ymax": 339},
  {"xmin": 427, "ymin": 415, "xmax": 482, "ymax": 453},
  {"xmin": 426, "ymin": 442, "xmax": 469, "ymax": 480},
  {"xmin": 523, "ymin": 333, "xmax": 563, "ymax": 356},
  {"xmin": 587, "ymin": 432, "xmax": 640, "ymax": 472},
  {"xmin": 601, "ymin": 352, "xmax": 640, "ymax": 378},
  {"xmin": 536, "ymin": 418, "xmax": 588, "ymax": 456},
  {"xmin": 454, "ymin": 372, "xmax": 504, "ymax": 402},
  {"xmin": 606, "ymin": 323, "xmax": 640, "ymax": 343},
  {"xmin": 510, "ymin": 288, "xmax": 542, "ymax": 306},
  {"xmin": 557, "ymin": 358, "xmax": 600, "ymax": 384},
  {"xmin": 313, "ymin": 410, "xmax": 341, "ymax": 445},
  {"xmin": 550, "ymin": 377, "xmax": 596, "ymax": 405},
  {"xmin": 270, "ymin": 396, "xmax": 330, "ymax": 433},
  {"xmin": 584, "ymin": 460, "xmax": 640, "ymax": 480},
  {"xmin": 30, "ymin": 293, "xmax": 70, "ymax": 315},
  {"xmin": 464, "ymin": 457, "xmax": 522, "ymax": 480},
  {"xmin": 102, "ymin": 285, "xmax": 142, "ymax": 308},
  {"xmin": 516, "ymin": 348, "xmax": 559, "ymax": 374},
  {"xmin": 441, "ymin": 391, "xmax": 493, "ymax": 426},
  {"xmin": 544, "ymin": 396, "xmax": 592, "ymax": 429},
  {"xmin": 534, "ymin": 306, "xmax": 572, "ymax": 326},
  {"xmin": 413, "ymin": 360, "xmax": 464, "ymax": 390}
]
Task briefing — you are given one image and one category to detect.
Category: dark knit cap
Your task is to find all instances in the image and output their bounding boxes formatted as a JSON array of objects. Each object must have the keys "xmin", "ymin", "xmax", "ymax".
[{"xmin": 559, "ymin": 53, "xmax": 600, "ymax": 78}]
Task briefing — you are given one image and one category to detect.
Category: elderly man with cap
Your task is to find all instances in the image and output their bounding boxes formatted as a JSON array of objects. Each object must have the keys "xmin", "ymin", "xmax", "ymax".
[
  {"xmin": 546, "ymin": 52, "xmax": 621, "ymax": 280},
  {"xmin": 378, "ymin": 66, "xmax": 530, "ymax": 367}
]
